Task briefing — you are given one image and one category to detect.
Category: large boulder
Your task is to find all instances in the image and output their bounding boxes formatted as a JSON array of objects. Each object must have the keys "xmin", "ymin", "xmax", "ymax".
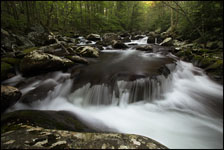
[
  {"xmin": 1, "ymin": 122, "xmax": 168, "ymax": 149},
  {"xmin": 131, "ymin": 35, "xmax": 144, "ymax": 40},
  {"xmin": 75, "ymin": 46, "xmax": 99, "ymax": 58},
  {"xmin": 112, "ymin": 40, "xmax": 128, "ymax": 49},
  {"xmin": 1, "ymin": 110, "xmax": 97, "ymax": 133},
  {"xmin": 19, "ymin": 51, "xmax": 74, "ymax": 76},
  {"xmin": 86, "ymin": 34, "xmax": 101, "ymax": 41},
  {"xmin": 1, "ymin": 85, "xmax": 22, "ymax": 113},
  {"xmin": 147, "ymin": 36, "xmax": 155, "ymax": 44},
  {"xmin": 102, "ymin": 33, "xmax": 120, "ymax": 45}
]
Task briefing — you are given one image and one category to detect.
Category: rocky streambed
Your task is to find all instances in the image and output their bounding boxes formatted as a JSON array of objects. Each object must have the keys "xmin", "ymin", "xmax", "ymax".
[{"xmin": 1, "ymin": 25, "xmax": 223, "ymax": 149}]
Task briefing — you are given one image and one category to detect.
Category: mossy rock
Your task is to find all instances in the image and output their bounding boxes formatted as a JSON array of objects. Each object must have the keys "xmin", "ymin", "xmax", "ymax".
[
  {"xmin": 1, "ymin": 57, "xmax": 21, "ymax": 66},
  {"xmin": 1, "ymin": 124, "xmax": 168, "ymax": 149},
  {"xmin": 15, "ymin": 47, "xmax": 38, "ymax": 58},
  {"xmin": 1, "ymin": 110, "xmax": 97, "ymax": 134},
  {"xmin": 1, "ymin": 62, "xmax": 15, "ymax": 81}
]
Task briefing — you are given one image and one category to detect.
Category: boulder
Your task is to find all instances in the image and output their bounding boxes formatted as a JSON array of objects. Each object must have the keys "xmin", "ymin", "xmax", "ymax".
[
  {"xmin": 1, "ymin": 123, "xmax": 168, "ymax": 149},
  {"xmin": 66, "ymin": 55, "xmax": 89, "ymax": 64},
  {"xmin": 160, "ymin": 37, "xmax": 173, "ymax": 46},
  {"xmin": 19, "ymin": 51, "xmax": 74, "ymax": 76},
  {"xmin": 1, "ymin": 110, "xmax": 97, "ymax": 133},
  {"xmin": 86, "ymin": 34, "xmax": 101, "ymax": 41},
  {"xmin": 1, "ymin": 85, "xmax": 22, "ymax": 113},
  {"xmin": 1, "ymin": 29, "xmax": 17, "ymax": 52},
  {"xmin": 147, "ymin": 36, "xmax": 155, "ymax": 44},
  {"xmin": 27, "ymin": 32, "xmax": 49, "ymax": 46},
  {"xmin": 112, "ymin": 40, "xmax": 128, "ymax": 49},
  {"xmin": 131, "ymin": 35, "xmax": 144, "ymax": 40},
  {"xmin": 19, "ymin": 79, "xmax": 58, "ymax": 104},
  {"xmin": 136, "ymin": 45, "xmax": 153, "ymax": 52},
  {"xmin": 102, "ymin": 33, "xmax": 120, "ymax": 45},
  {"xmin": 120, "ymin": 32, "xmax": 130, "ymax": 38},
  {"xmin": 1, "ymin": 62, "xmax": 15, "ymax": 81},
  {"xmin": 75, "ymin": 46, "xmax": 99, "ymax": 58}
]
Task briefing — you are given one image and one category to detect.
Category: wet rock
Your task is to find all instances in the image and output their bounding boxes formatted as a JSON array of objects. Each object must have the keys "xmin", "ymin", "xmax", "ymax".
[
  {"xmin": 1, "ymin": 85, "xmax": 22, "ymax": 113},
  {"xmin": 86, "ymin": 34, "xmax": 101, "ymax": 41},
  {"xmin": 66, "ymin": 55, "xmax": 89, "ymax": 64},
  {"xmin": 19, "ymin": 51, "xmax": 74, "ymax": 76},
  {"xmin": 160, "ymin": 37, "xmax": 173, "ymax": 46},
  {"xmin": 75, "ymin": 46, "xmax": 99, "ymax": 58},
  {"xmin": 136, "ymin": 45, "xmax": 153, "ymax": 52},
  {"xmin": 120, "ymin": 32, "xmax": 130, "ymax": 38},
  {"xmin": 131, "ymin": 35, "xmax": 144, "ymax": 40},
  {"xmin": 1, "ymin": 62, "xmax": 15, "ymax": 81},
  {"xmin": 19, "ymin": 79, "xmax": 58, "ymax": 104},
  {"xmin": 1, "ymin": 123, "xmax": 168, "ymax": 149},
  {"xmin": 103, "ymin": 33, "xmax": 120, "ymax": 45},
  {"xmin": 147, "ymin": 36, "xmax": 155, "ymax": 44},
  {"xmin": 112, "ymin": 40, "xmax": 128, "ymax": 49},
  {"xmin": 1, "ymin": 110, "xmax": 97, "ymax": 133}
]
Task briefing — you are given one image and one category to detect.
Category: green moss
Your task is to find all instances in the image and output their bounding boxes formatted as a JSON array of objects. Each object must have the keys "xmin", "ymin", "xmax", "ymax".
[
  {"xmin": 206, "ymin": 60, "xmax": 223, "ymax": 70},
  {"xmin": 22, "ymin": 47, "xmax": 37, "ymax": 54},
  {"xmin": 2, "ymin": 57, "xmax": 21, "ymax": 66},
  {"xmin": 1, "ymin": 62, "xmax": 14, "ymax": 80}
]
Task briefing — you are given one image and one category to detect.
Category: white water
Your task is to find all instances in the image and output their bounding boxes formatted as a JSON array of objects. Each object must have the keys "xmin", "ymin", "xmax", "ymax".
[
  {"xmin": 5, "ymin": 37, "xmax": 223, "ymax": 149},
  {"xmin": 126, "ymin": 36, "xmax": 148, "ymax": 45}
]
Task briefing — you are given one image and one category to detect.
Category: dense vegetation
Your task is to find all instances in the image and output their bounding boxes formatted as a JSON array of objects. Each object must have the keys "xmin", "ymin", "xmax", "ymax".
[{"xmin": 1, "ymin": 1, "xmax": 223, "ymax": 42}]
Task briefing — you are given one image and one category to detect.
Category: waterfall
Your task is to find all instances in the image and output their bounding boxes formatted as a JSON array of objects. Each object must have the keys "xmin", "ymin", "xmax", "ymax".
[{"xmin": 5, "ymin": 37, "xmax": 223, "ymax": 149}]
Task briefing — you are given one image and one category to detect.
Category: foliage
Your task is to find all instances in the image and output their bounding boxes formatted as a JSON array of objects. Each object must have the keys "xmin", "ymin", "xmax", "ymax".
[{"xmin": 1, "ymin": 1, "xmax": 223, "ymax": 42}]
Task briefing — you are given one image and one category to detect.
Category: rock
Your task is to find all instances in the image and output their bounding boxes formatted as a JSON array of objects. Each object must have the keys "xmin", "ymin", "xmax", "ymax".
[
  {"xmin": 1, "ymin": 29, "xmax": 17, "ymax": 52},
  {"xmin": 1, "ymin": 123, "xmax": 168, "ymax": 149},
  {"xmin": 206, "ymin": 41, "xmax": 219, "ymax": 49},
  {"xmin": 136, "ymin": 45, "xmax": 153, "ymax": 52},
  {"xmin": 66, "ymin": 55, "xmax": 89, "ymax": 64},
  {"xmin": 102, "ymin": 33, "xmax": 120, "ymax": 45},
  {"xmin": 1, "ymin": 57, "xmax": 21, "ymax": 66},
  {"xmin": 13, "ymin": 34, "xmax": 35, "ymax": 49},
  {"xmin": 1, "ymin": 62, "xmax": 15, "ymax": 81},
  {"xmin": 27, "ymin": 32, "xmax": 49, "ymax": 46},
  {"xmin": 120, "ymin": 32, "xmax": 130, "ymax": 38},
  {"xmin": 121, "ymin": 36, "xmax": 131, "ymax": 43},
  {"xmin": 147, "ymin": 36, "xmax": 155, "ymax": 44},
  {"xmin": 155, "ymin": 28, "xmax": 161, "ymax": 34},
  {"xmin": 1, "ymin": 110, "xmax": 97, "ymax": 133},
  {"xmin": 131, "ymin": 35, "xmax": 144, "ymax": 40},
  {"xmin": 112, "ymin": 40, "xmax": 128, "ymax": 49},
  {"xmin": 75, "ymin": 46, "xmax": 99, "ymax": 58},
  {"xmin": 1, "ymin": 85, "xmax": 22, "ymax": 113},
  {"xmin": 160, "ymin": 37, "xmax": 173, "ymax": 46},
  {"xmin": 19, "ymin": 51, "xmax": 74, "ymax": 76},
  {"xmin": 19, "ymin": 79, "xmax": 58, "ymax": 104},
  {"xmin": 86, "ymin": 34, "xmax": 101, "ymax": 41},
  {"xmin": 15, "ymin": 47, "xmax": 38, "ymax": 58}
]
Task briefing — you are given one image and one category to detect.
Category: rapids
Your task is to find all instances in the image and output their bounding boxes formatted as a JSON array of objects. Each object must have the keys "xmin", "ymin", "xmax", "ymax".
[{"xmin": 3, "ymin": 37, "xmax": 223, "ymax": 149}]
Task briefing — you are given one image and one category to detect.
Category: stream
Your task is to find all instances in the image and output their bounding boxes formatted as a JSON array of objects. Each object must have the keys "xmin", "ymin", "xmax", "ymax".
[{"xmin": 3, "ymin": 36, "xmax": 223, "ymax": 149}]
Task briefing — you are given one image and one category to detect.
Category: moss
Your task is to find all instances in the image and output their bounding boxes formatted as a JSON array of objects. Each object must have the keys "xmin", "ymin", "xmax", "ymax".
[
  {"xmin": 1, "ymin": 62, "xmax": 14, "ymax": 80},
  {"xmin": 22, "ymin": 47, "xmax": 37, "ymax": 54},
  {"xmin": 1, "ymin": 57, "xmax": 21, "ymax": 66},
  {"xmin": 206, "ymin": 60, "xmax": 223, "ymax": 70}
]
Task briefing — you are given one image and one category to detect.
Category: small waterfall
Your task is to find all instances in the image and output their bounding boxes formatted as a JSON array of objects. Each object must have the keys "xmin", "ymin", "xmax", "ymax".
[{"xmin": 155, "ymin": 37, "xmax": 158, "ymax": 44}]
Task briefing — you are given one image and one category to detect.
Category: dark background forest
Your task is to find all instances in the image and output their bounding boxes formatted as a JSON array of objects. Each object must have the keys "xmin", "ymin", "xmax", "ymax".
[{"xmin": 1, "ymin": 1, "xmax": 223, "ymax": 42}]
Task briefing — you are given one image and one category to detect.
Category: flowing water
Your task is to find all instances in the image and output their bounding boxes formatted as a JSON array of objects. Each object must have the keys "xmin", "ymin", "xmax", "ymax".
[{"xmin": 3, "ymin": 37, "xmax": 223, "ymax": 149}]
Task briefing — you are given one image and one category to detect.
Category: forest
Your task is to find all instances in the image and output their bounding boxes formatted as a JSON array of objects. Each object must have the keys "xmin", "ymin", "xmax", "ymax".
[{"xmin": 1, "ymin": 1, "xmax": 223, "ymax": 149}]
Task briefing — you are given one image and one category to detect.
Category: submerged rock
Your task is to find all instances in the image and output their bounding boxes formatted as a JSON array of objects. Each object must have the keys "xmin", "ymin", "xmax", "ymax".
[
  {"xmin": 19, "ymin": 51, "xmax": 74, "ymax": 76},
  {"xmin": 1, "ymin": 85, "xmax": 22, "ymax": 113},
  {"xmin": 1, "ymin": 123, "xmax": 168, "ymax": 149},
  {"xmin": 75, "ymin": 46, "xmax": 99, "ymax": 58}
]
